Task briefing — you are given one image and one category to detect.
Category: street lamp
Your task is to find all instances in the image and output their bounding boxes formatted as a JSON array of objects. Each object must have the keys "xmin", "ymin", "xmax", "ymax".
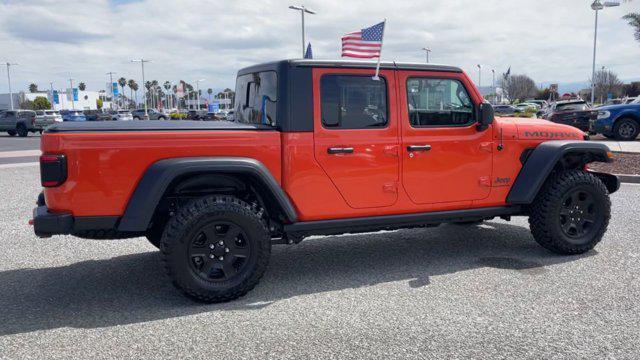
[
  {"xmin": 195, "ymin": 79, "xmax": 205, "ymax": 111},
  {"xmin": 421, "ymin": 47, "xmax": 431, "ymax": 63},
  {"xmin": 106, "ymin": 72, "xmax": 117, "ymax": 110},
  {"xmin": 491, "ymin": 69, "xmax": 496, "ymax": 104},
  {"xmin": 476, "ymin": 64, "xmax": 482, "ymax": 88},
  {"xmin": 3, "ymin": 62, "xmax": 18, "ymax": 110},
  {"xmin": 590, "ymin": 0, "xmax": 620, "ymax": 104},
  {"xmin": 131, "ymin": 59, "xmax": 151, "ymax": 119},
  {"xmin": 68, "ymin": 76, "xmax": 75, "ymax": 110},
  {"xmin": 289, "ymin": 5, "xmax": 316, "ymax": 58}
]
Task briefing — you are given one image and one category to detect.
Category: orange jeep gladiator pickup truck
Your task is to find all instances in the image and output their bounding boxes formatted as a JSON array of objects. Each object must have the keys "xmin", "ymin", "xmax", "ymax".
[{"xmin": 32, "ymin": 60, "xmax": 619, "ymax": 302}]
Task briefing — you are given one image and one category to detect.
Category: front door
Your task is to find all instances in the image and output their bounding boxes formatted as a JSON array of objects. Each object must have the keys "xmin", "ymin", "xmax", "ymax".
[
  {"xmin": 398, "ymin": 71, "xmax": 493, "ymax": 205},
  {"xmin": 313, "ymin": 68, "xmax": 399, "ymax": 209}
]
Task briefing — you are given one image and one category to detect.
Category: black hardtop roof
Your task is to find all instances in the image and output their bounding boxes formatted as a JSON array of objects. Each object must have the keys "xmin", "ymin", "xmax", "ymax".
[{"xmin": 238, "ymin": 59, "xmax": 463, "ymax": 76}]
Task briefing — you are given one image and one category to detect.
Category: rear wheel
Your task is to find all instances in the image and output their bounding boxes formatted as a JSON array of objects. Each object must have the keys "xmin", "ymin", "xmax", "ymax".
[
  {"xmin": 613, "ymin": 118, "xmax": 639, "ymax": 141},
  {"xmin": 7, "ymin": 130, "xmax": 16, "ymax": 136},
  {"xmin": 16, "ymin": 123, "xmax": 28, "ymax": 137},
  {"xmin": 162, "ymin": 195, "xmax": 270, "ymax": 303},
  {"xmin": 529, "ymin": 170, "xmax": 610, "ymax": 255}
]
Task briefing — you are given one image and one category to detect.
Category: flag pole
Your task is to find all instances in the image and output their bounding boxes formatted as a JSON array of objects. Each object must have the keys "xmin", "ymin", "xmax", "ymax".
[{"xmin": 372, "ymin": 19, "xmax": 387, "ymax": 81}]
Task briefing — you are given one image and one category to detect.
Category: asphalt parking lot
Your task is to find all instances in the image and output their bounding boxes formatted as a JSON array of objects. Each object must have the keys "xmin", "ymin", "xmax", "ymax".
[{"xmin": 1, "ymin": 165, "xmax": 639, "ymax": 359}]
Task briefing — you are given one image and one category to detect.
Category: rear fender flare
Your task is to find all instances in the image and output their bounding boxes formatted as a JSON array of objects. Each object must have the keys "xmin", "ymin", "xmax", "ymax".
[
  {"xmin": 117, "ymin": 157, "xmax": 297, "ymax": 232},
  {"xmin": 507, "ymin": 141, "xmax": 614, "ymax": 204}
]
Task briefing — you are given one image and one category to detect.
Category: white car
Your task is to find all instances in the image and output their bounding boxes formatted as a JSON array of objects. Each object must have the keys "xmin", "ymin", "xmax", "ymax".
[
  {"xmin": 111, "ymin": 110, "xmax": 133, "ymax": 121},
  {"xmin": 35, "ymin": 110, "xmax": 63, "ymax": 129}
]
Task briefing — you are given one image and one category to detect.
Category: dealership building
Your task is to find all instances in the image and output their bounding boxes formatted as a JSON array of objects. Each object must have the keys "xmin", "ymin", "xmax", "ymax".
[{"xmin": 0, "ymin": 89, "xmax": 111, "ymax": 111}]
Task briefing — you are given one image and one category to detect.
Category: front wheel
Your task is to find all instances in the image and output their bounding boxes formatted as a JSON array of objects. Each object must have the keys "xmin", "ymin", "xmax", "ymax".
[
  {"xmin": 529, "ymin": 170, "xmax": 610, "ymax": 255},
  {"xmin": 613, "ymin": 118, "xmax": 639, "ymax": 141},
  {"xmin": 16, "ymin": 124, "xmax": 28, "ymax": 137},
  {"xmin": 161, "ymin": 195, "xmax": 270, "ymax": 303}
]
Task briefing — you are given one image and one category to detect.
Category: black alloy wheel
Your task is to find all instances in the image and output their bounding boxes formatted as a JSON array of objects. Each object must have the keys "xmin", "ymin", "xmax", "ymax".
[{"xmin": 188, "ymin": 221, "xmax": 251, "ymax": 282}]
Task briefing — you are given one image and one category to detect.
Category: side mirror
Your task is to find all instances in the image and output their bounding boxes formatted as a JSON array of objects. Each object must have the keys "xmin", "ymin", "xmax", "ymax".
[{"xmin": 477, "ymin": 102, "xmax": 494, "ymax": 131}]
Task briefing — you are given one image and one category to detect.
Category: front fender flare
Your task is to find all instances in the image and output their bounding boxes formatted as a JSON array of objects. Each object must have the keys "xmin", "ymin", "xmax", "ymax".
[
  {"xmin": 506, "ymin": 141, "xmax": 614, "ymax": 204},
  {"xmin": 117, "ymin": 157, "xmax": 297, "ymax": 232}
]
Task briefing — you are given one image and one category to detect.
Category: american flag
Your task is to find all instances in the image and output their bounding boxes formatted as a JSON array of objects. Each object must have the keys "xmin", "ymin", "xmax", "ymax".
[{"xmin": 341, "ymin": 21, "xmax": 385, "ymax": 59}]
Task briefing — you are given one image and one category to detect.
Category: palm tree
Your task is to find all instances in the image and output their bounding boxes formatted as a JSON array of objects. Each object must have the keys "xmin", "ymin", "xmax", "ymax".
[
  {"xmin": 207, "ymin": 88, "xmax": 213, "ymax": 103},
  {"xmin": 117, "ymin": 77, "xmax": 126, "ymax": 108},
  {"xmin": 144, "ymin": 81, "xmax": 152, "ymax": 107},
  {"xmin": 127, "ymin": 79, "xmax": 136, "ymax": 108},
  {"xmin": 623, "ymin": 13, "xmax": 640, "ymax": 42},
  {"xmin": 151, "ymin": 80, "xmax": 159, "ymax": 109},
  {"xmin": 28, "ymin": 83, "xmax": 38, "ymax": 93},
  {"xmin": 130, "ymin": 81, "xmax": 139, "ymax": 107},
  {"xmin": 163, "ymin": 81, "xmax": 171, "ymax": 109},
  {"xmin": 78, "ymin": 82, "xmax": 86, "ymax": 91}
]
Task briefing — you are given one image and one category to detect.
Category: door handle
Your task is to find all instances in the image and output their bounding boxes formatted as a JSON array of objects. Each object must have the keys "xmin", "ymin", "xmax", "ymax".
[
  {"xmin": 327, "ymin": 147, "xmax": 354, "ymax": 155},
  {"xmin": 407, "ymin": 145, "xmax": 431, "ymax": 152}
]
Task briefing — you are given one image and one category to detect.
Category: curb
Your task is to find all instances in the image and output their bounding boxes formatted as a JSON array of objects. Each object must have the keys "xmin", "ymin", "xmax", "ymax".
[{"xmin": 615, "ymin": 174, "xmax": 640, "ymax": 184}]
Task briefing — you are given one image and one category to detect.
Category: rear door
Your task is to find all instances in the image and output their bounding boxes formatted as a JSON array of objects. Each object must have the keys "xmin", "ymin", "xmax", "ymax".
[
  {"xmin": 398, "ymin": 71, "xmax": 493, "ymax": 205},
  {"xmin": 313, "ymin": 68, "xmax": 399, "ymax": 209}
]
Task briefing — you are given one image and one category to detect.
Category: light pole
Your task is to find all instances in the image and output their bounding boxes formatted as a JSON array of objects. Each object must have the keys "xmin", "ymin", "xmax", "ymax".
[
  {"xmin": 106, "ymin": 72, "xmax": 116, "ymax": 110},
  {"xmin": 4, "ymin": 62, "xmax": 18, "ymax": 110},
  {"xmin": 195, "ymin": 79, "xmax": 205, "ymax": 111},
  {"xmin": 68, "ymin": 77, "xmax": 75, "ymax": 110},
  {"xmin": 477, "ymin": 64, "xmax": 482, "ymax": 88},
  {"xmin": 131, "ymin": 59, "xmax": 151, "ymax": 119},
  {"xmin": 491, "ymin": 69, "xmax": 496, "ymax": 104},
  {"xmin": 49, "ymin": 82, "xmax": 54, "ymax": 110},
  {"xmin": 590, "ymin": 0, "xmax": 620, "ymax": 105},
  {"xmin": 421, "ymin": 47, "xmax": 431, "ymax": 63},
  {"xmin": 289, "ymin": 5, "xmax": 316, "ymax": 58}
]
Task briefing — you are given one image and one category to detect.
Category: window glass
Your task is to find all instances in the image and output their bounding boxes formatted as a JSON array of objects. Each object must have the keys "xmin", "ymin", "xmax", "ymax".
[
  {"xmin": 321, "ymin": 75, "xmax": 388, "ymax": 129},
  {"xmin": 406, "ymin": 78, "xmax": 474, "ymax": 127},
  {"xmin": 234, "ymin": 71, "xmax": 277, "ymax": 126}
]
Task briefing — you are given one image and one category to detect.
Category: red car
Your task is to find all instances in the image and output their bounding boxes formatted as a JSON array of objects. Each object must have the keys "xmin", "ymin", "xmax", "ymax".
[{"xmin": 33, "ymin": 60, "xmax": 619, "ymax": 302}]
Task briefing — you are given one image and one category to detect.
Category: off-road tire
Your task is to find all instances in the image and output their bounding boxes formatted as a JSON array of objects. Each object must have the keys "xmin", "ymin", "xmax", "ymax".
[
  {"xmin": 529, "ymin": 170, "xmax": 610, "ymax": 255},
  {"xmin": 16, "ymin": 123, "xmax": 28, "ymax": 137},
  {"xmin": 161, "ymin": 195, "xmax": 270, "ymax": 303},
  {"xmin": 613, "ymin": 118, "xmax": 640, "ymax": 141},
  {"xmin": 7, "ymin": 130, "xmax": 16, "ymax": 136}
]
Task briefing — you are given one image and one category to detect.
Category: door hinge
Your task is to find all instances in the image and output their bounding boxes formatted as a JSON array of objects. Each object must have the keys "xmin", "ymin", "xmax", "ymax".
[
  {"xmin": 382, "ymin": 182, "xmax": 398, "ymax": 193},
  {"xmin": 478, "ymin": 176, "xmax": 491, "ymax": 187}
]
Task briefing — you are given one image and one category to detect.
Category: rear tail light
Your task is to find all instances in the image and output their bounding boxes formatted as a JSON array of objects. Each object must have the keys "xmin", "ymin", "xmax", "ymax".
[{"xmin": 40, "ymin": 154, "xmax": 67, "ymax": 187}]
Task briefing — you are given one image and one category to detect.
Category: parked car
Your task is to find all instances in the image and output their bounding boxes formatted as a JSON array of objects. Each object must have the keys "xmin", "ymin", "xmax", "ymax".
[
  {"xmin": 131, "ymin": 108, "xmax": 167, "ymax": 120},
  {"xmin": 515, "ymin": 103, "xmax": 540, "ymax": 112},
  {"xmin": 83, "ymin": 110, "xmax": 111, "ymax": 121},
  {"xmin": 203, "ymin": 112, "xmax": 225, "ymax": 121},
  {"xmin": 32, "ymin": 59, "xmax": 619, "ymax": 303},
  {"xmin": 544, "ymin": 100, "xmax": 597, "ymax": 132},
  {"xmin": 186, "ymin": 110, "xmax": 206, "ymax": 120},
  {"xmin": 60, "ymin": 110, "xmax": 87, "ymax": 122},
  {"xmin": 0, "ymin": 109, "xmax": 38, "ymax": 136},
  {"xmin": 35, "ymin": 110, "xmax": 63, "ymax": 129},
  {"xmin": 492, "ymin": 104, "xmax": 519, "ymax": 116},
  {"xmin": 110, "ymin": 110, "xmax": 134, "ymax": 121},
  {"xmin": 591, "ymin": 97, "xmax": 640, "ymax": 140},
  {"xmin": 524, "ymin": 99, "xmax": 549, "ymax": 109},
  {"xmin": 226, "ymin": 110, "xmax": 235, "ymax": 121}
]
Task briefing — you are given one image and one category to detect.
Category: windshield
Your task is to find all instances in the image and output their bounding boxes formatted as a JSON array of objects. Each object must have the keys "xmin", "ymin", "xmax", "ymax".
[
  {"xmin": 556, "ymin": 102, "xmax": 589, "ymax": 111},
  {"xmin": 118, "ymin": 111, "xmax": 130, "ymax": 114},
  {"xmin": 234, "ymin": 71, "xmax": 277, "ymax": 126}
]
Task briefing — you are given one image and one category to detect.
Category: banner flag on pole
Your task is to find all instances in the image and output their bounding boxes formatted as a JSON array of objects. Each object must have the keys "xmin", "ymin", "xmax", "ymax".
[
  {"xmin": 304, "ymin": 42, "xmax": 313, "ymax": 59},
  {"xmin": 341, "ymin": 20, "xmax": 386, "ymax": 79}
]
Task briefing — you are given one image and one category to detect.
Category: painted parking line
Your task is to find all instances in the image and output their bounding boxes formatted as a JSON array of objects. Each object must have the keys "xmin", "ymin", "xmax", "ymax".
[{"xmin": 0, "ymin": 150, "xmax": 41, "ymax": 158}]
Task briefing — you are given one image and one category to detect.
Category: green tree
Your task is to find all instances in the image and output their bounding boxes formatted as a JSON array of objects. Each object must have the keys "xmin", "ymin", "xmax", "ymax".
[
  {"xmin": 78, "ymin": 82, "xmax": 86, "ymax": 91},
  {"xmin": 19, "ymin": 99, "xmax": 34, "ymax": 110},
  {"xmin": 118, "ymin": 77, "xmax": 127, "ymax": 107},
  {"xmin": 33, "ymin": 96, "xmax": 51, "ymax": 110},
  {"xmin": 96, "ymin": 98, "xmax": 103, "ymax": 109},
  {"xmin": 28, "ymin": 83, "xmax": 38, "ymax": 93},
  {"xmin": 623, "ymin": 13, "xmax": 640, "ymax": 42},
  {"xmin": 207, "ymin": 88, "xmax": 213, "ymax": 103}
]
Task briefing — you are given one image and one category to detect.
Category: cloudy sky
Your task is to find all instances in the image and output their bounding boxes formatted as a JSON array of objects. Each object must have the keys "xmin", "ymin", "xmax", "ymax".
[{"xmin": 0, "ymin": 0, "xmax": 638, "ymax": 94}]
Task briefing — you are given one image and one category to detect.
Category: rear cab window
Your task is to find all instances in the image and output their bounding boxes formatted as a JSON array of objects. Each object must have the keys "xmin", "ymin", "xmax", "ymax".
[
  {"xmin": 234, "ymin": 71, "xmax": 277, "ymax": 126},
  {"xmin": 406, "ymin": 78, "xmax": 474, "ymax": 127},
  {"xmin": 320, "ymin": 75, "xmax": 388, "ymax": 129}
]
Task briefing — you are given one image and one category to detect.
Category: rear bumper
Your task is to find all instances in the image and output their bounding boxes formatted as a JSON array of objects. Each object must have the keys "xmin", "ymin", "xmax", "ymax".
[{"xmin": 32, "ymin": 205, "xmax": 73, "ymax": 238}]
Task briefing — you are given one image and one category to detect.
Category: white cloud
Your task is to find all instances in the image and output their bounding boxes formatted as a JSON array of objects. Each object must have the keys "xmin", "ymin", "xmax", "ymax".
[{"xmin": 0, "ymin": 0, "xmax": 638, "ymax": 93}]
